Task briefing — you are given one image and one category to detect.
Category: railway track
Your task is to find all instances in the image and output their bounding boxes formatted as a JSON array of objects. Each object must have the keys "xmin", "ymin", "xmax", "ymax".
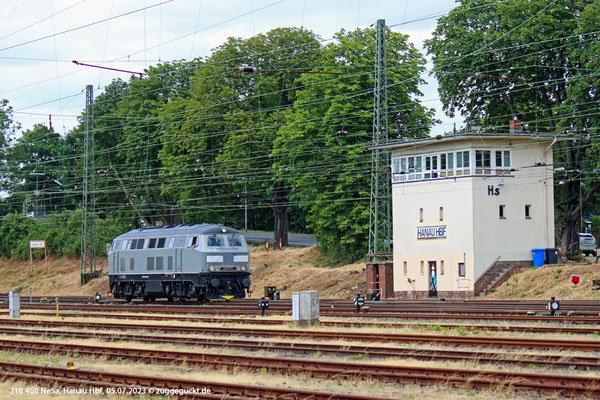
[
  {"xmin": 2, "ymin": 318, "xmax": 600, "ymax": 352},
  {"xmin": 5, "ymin": 296, "xmax": 600, "ymax": 315},
  {"xmin": 2, "ymin": 332, "xmax": 600, "ymax": 371},
  {"xmin": 2, "ymin": 339, "xmax": 600, "ymax": 398},
  {"xmin": 20, "ymin": 310, "xmax": 600, "ymax": 335},
  {"xmin": 0, "ymin": 360, "xmax": 390, "ymax": 400},
  {"xmin": 5, "ymin": 302, "xmax": 600, "ymax": 324}
]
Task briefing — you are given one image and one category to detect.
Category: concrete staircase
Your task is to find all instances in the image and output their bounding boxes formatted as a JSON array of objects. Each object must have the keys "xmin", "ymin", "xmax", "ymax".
[{"xmin": 474, "ymin": 260, "xmax": 532, "ymax": 297}]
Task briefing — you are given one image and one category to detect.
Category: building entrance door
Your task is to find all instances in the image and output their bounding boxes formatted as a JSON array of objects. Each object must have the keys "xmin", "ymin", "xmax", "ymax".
[{"xmin": 428, "ymin": 261, "xmax": 437, "ymax": 297}]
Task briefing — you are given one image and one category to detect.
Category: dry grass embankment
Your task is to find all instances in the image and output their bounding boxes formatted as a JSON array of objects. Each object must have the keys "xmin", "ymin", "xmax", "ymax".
[
  {"xmin": 485, "ymin": 260, "xmax": 600, "ymax": 300},
  {"xmin": 0, "ymin": 257, "xmax": 108, "ymax": 297},
  {"xmin": 5, "ymin": 247, "xmax": 600, "ymax": 301},
  {"xmin": 0, "ymin": 246, "xmax": 366, "ymax": 299}
]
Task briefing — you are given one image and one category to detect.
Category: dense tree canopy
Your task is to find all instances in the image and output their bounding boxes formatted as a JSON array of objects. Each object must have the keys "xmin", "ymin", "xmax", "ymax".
[
  {"xmin": 425, "ymin": 0, "xmax": 600, "ymax": 252},
  {"xmin": 274, "ymin": 27, "xmax": 433, "ymax": 260}
]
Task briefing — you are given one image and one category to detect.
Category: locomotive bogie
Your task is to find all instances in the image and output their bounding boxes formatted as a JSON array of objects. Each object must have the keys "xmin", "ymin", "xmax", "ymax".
[{"xmin": 107, "ymin": 224, "xmax": 251, "ymax": 301}]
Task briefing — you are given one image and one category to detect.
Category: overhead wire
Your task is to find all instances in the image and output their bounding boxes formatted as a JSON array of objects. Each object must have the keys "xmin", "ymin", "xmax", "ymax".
[{"xmin": 5, "ymin": 0, "xmax": 600, "ymax": 219}]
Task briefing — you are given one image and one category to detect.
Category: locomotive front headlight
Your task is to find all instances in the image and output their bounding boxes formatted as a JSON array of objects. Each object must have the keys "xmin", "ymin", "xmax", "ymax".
[
  {"xmin": 240, "ymin": 266, "xmax": 247, "ymax": 271},
  {"xmin": 209, "ymin": 266, "xmax": 215, "ymax": 272}
]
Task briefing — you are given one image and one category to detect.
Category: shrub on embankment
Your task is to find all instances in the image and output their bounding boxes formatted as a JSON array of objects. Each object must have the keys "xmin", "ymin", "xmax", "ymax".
[{"xmin": 0, "ymin": 211, "xmax": 133, "ymax": 260}]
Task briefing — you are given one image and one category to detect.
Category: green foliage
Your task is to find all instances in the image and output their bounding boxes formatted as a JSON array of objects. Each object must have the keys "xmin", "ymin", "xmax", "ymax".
[
  {"xmin": 565, "ymin": 252, "xmax": 584, "ymax": 261},
  {"xmin": 554, "ymin": 268, "xmax": 563, "ymax": 279},
  {"xmin": 426, "ymin": 1, "xmax": 600, "ymax": 251},
  {"xmin": 348, "ymin": 352, "xmax": 369, "ymax": 360},
  {"xmin": 0, "ymin": 27, "xmax": 435, "ymax": 263},
  {"xmin": 0, "ymin": 211, "xmax": 133, "ymax": 260},
  {"xmin": 274, "ymin": 26, "xmax": 433, "ymax": 261}
]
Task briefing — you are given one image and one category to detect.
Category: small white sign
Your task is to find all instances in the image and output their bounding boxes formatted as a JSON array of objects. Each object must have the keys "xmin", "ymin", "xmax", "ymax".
[
  {"xmin": 29, "ymin": 240, "xmax": 46, "ymax": 249},
  {"xmin": 417, "ymin": 226, "xmax": 447, "ymax": 239}
]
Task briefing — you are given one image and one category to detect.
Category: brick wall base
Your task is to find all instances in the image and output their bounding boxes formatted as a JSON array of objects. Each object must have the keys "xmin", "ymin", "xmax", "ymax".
[{"xmin": 393, "ymin": 290, "xmax": 475, "ymax": 300}]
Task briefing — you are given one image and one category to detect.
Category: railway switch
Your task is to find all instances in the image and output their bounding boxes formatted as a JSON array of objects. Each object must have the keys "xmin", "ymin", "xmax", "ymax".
[{"xmin": 258, "ymin": 297, "xmax": 270, "ymax": 316}]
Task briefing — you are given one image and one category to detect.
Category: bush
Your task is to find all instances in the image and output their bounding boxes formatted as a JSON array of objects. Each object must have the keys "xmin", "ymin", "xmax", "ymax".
[
  {"xmin": 565, "ymin": 252, "xmax": 585, "ymax": 261},
  {"xmin": 0, "ymin": 211, "xmax": 134, "ymax": 260}
]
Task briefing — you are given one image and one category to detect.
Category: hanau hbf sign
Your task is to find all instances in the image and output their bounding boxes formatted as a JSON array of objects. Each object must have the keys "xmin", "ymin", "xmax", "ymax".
[{"xmin": 417, "ymin": 225, "xmax": 447, "ymax": 239}]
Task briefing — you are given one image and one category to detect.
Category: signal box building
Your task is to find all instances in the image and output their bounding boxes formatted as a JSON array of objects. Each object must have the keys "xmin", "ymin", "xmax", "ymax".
[{"xmin": 374, "ymin": 132, "xmax": 564, "ymax": 299}]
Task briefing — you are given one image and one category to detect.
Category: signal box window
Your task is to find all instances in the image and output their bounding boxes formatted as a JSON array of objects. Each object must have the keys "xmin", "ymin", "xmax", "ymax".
[
  {"xmin": 475, "ymin": 150, "xmax": 491, "ymax": 174},
  {"xmin": 525, "ymin": 205, "xmax": 531, "ymax": 219},
  {"xmin": 499, "ymin": 205, "xmax": 505, "ymax": 219},
  {"xmin": 458, "ymin": 262, "xmax": 466, "ymax": 277}
]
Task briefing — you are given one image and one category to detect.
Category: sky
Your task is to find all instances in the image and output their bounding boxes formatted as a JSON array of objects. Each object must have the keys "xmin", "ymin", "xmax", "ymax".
[{"xmin": 0, "ymin": 0, "xmax": 458, "ymax": 137}]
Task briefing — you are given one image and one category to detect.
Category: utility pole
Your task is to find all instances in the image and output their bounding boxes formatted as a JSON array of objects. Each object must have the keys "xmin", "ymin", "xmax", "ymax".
[
  {"xmin": 81, "ymin": 84, "xmax": 97, "ymax": 285},
  {"xmin": 368, "ymin": 19, "xmax": 391, "ymax": 261}
]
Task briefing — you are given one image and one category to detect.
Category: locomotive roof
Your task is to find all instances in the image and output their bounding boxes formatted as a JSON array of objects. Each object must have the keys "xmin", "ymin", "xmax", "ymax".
[{"xmin": 115, "ymin": 224, "xmax": 243, "ymax": 239}]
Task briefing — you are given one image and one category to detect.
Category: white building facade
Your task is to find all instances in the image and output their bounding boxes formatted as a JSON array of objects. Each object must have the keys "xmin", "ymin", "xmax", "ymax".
[{"xmin": 379, "ymin": 133, "xmax": 561, "ymax": 298}]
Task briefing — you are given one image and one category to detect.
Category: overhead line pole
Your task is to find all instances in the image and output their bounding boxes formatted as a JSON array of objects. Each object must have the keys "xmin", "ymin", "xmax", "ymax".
[
  {"xmin": 368, "ymin": 19, "xmax": 392, "ymax": 262},
  {"xmin": 81, "ymin": 84, "xmax": 98, "ymax": 285}
]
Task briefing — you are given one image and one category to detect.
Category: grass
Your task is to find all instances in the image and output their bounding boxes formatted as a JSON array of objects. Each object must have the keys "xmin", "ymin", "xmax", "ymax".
[{"xmin": 486, "ymin": 262, "xmax": 600, "ymax": 300}]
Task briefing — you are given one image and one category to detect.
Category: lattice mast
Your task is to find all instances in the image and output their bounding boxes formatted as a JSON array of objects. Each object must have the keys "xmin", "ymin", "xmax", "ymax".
[
  {"xmin": 81, "ymin": 84, "xmax": 97, "ymax": 285},
  {"xmin": 368, "ymin": 19, "xmax": 391, "ymax": 260}
]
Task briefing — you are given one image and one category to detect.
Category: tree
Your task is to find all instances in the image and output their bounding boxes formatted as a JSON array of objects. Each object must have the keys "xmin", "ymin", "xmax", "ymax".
[
  {"xmin": 159, "ymin": 28, "xmax": 322, "ymax": 243},
  {"xmin": 109, "ymin": 60, "xmax": 202, "ymax": 226},
  {"xmin": 0, "ymin": 99, "xmax": 19, "ymax": 192},
  {"xmin": 273, "ymin": 26, "xmax": 434, "ymax": 261},
  {"xmin": 425, "ymin": 0, "xmax": 600, "ymax": 253},
  {"xmin": 5, "ymin": 124, "xmax": 67, "ymax": 215}
]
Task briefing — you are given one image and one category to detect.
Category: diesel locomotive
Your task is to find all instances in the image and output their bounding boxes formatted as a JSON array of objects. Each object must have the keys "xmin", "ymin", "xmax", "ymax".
[{"xmin": 108, "ymin": 224, "xmax": 251, "ymax": 301}]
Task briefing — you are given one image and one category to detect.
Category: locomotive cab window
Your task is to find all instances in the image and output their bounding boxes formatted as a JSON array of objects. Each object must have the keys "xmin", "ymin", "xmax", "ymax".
[
  {"xmin": 136, "ymin": 239, "xmax": 145, "ymax": 249},
  {"xmin": 207, "ymin": 235, "xmax": 224, "ymax": 247},
  {"xmin": 228, "ymin": 235, "xmax": 245, "ymax": 247},
  {"xmin": 157, "ymin": 238, "xmax": 166, "ymax": 248},
  {"xmin": 130, "ymin": 239, "xmax": 137, "ymax": 250},
  {"xmin": 186, "ymin": 236, "xmax": 198, "ymax": 248},
  {"xmin": 148, "ymin": 238, "xmax": 157, "ymax": 249},
  {"xmin": 174, "ymin": 236, "xmax": 186, "ymax": 248}
]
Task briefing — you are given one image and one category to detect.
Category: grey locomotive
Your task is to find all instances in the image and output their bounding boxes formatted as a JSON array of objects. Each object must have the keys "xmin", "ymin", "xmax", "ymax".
[{"xmin": 108, "ymin": 224, "xmax": 251, "ymax": 301}]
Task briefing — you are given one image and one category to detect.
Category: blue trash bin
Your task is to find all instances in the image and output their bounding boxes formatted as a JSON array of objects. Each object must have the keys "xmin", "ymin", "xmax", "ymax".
[{"xmin": 531, "ymin": 248, "xmax": 545, "ymax": 267}]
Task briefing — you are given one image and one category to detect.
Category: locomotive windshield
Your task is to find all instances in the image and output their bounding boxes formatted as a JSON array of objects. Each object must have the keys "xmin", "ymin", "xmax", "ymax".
[
  {"xmin": 206, "ymin": 235, "xmax": 224, "ymax": 247},
  {"xmin": 228, "ymin": 234, "xmax": 245, "ymax": 247}
]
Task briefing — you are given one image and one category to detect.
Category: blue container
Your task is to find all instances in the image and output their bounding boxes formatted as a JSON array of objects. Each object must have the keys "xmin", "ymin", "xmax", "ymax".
[{"xmin": 531, "ymin": 248, "xmax": 545, "ymax": 267}]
